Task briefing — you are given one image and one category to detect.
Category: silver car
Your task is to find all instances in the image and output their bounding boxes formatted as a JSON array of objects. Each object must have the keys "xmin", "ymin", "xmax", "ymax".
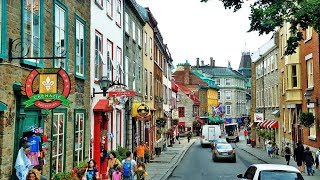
[{"xmin": 212, "ymin": 143, "xmax": 236, "ymax": 162}]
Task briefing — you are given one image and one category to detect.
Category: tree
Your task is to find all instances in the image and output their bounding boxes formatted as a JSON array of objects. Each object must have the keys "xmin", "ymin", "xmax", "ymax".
[{"xmin": 201, "ymin": 0, "xmax": 320, "ymax": 55}]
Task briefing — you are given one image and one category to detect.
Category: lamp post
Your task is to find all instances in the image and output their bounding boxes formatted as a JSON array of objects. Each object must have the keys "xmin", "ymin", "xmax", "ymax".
[
  {"xmin": 304, "ymin": 92, "xmax": 320, "ymax": 106},
  {"xmin": 92, "ymin": 76, "xmax": 111, "ymax": 97}
]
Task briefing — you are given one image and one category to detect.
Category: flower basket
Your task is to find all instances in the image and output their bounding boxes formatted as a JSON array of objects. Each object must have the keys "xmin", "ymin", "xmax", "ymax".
[
  {"xmin": 156, "ymin": 117, "xmax": 166, "ymax": 127},
  {"xmin": 299, "ymin": 112, "xmax": 315, "ymax": 128},
  {"xmin": 172, "ymin": 119, "xmax": 179, "ymax": 126}
]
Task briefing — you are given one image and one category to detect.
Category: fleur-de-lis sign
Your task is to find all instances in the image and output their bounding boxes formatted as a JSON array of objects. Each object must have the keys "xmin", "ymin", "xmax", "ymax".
[{"xmin": 42, "ymin": 76, "xmax": 55, "ymax": 91}]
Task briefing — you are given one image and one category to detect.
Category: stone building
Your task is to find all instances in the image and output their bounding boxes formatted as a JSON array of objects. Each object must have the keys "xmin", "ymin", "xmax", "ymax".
[
  {"xmin": 251, "ymin": 35, "xmax": 280, "ymax": 146},
  {"xmin": 0, "ymin": 0, "xmax": 91, "ymax": 179},
  {"xmin": 238, "ymin": 52, "xmax": 252, "ymax": 117}
]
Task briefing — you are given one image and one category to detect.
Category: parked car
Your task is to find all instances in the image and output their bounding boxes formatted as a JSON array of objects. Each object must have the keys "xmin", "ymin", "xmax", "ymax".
[
  {"xmin": 237, "ymin": 164, "xmax": 304, "ymax": 180},
  {"xmin": 212, "ymin": 143, "xmax": 236, "ymax": 162},
  {"xmin": 210, "ymin": 138, "xmax": 228, "ymax": 149},
  {"xmin": 201, "ymin": 125, "xmax": 221, "ymax": 147}
]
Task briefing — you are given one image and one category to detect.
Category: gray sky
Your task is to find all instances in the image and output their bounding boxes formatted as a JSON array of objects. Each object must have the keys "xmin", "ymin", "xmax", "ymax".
[{"xmin": 136, "ymin": 0, "xmax": 272, "ymax": 69}]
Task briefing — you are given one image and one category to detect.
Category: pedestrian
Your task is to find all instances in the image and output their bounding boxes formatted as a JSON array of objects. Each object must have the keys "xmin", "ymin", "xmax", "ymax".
[
  {"xmin": 136, "ymin": 141, "xmax": 147, "ymax": 163},
  {"xmin": 272, "ymin": 144, "xmax": 279, "ymax": 159},
  {"xmin": 283, "ymin": 142, "xmax": 292, "ymax": 165},
  {"xmin": 107, "ymin": 152, "xmax": 121, "ymax": 180},
  {"xmin": 112, "ymin": 166, "xmax": 122, "ymax": 180},
  {"xmin": 187, "ymin": 131, "xmax": 192, "ymax": 143},
  {"xmin": 176, "ymin": 132, "xmax": 181, "ymax": 144},
  {"xmin": 33, "ymin": 165, "xmax": 47, "ymax": 180},
  {"xmin": 304, "ymin": 146, "xmax": 315, "ymax": 176},
  {"xmin": 26, "ymin": 169, "xmax": 40, "ymax": 180},
  {"xmin": 316, "ymin": 147, "xmax": 320, "ymax": 170},
  {"xmin": 121, "ymin": 151, "xmax": 137, "ymax": 180},
  {"xmin": 266, "ymin": 141, "xmax": 273, "ymax": 158},
  {"xmin": 243, "ymin": 129, "xmax": 248, "ymax": 140},
  {"xmin": 136, "ymin": 161, "xmax": 148, "ymax": 180},
  {"xmin": 294, "ymin": 142, "xmax": 305, "ymax": 173},
  {"xmin": 82, "ymin": 159, "xmax": 99, "ymax": 180}
]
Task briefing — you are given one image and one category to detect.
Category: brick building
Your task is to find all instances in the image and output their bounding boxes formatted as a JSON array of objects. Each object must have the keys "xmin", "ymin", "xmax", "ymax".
[{"xmin": 0, "ymin": 1, "xmax": 91, "ymax": 179}]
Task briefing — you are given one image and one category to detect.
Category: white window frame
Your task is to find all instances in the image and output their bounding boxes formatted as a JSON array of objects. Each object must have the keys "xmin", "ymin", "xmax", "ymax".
[
  {"xmin": 106, "ymin": 0, "xmax": 113, "ymax": 17},
  {"xmin": 75, "ymin": 19, "xmax": 85, "ymax": 77},
  {"xmin": 132, "ymin": 21, "xmax": 136, "ymax": 41},
  {"xmin": 308, "ymin": 108, "xmax": 316, "ymax": 139},
  {"xmin": 144, "ymin": 32, "xmax": 147, "ymax": 54},
  {"xmin": 54, "ymin": 4, "xmax": 67, "ymax": 69},
  {"xmin": 149, "ymin": 37, "xmax": 153, "ymax": 59},
  {"xmin": 307, "ymin": 60, "xmax": 313, "ymax": 88},
  {"xmin": 116, "ymin": 0, "xmax": 121, "ymax": 26},
  {"xmin": 95, "ymin": 0, "xmax": 103, "ymax": 8},
  {"xmin": 94, "ymin": 32, "xmax": 102, "ymax": 80},
  {"xmin": 52, "ymin": 113, "xmax": 65, "ymax": 173},
  {"xmin": 225, "ymin": 78, "xmax": 230, "ymax": 85},
  {"xmin": 125, "ymin": 12, "xmax": 129, "ymax": 33},
  {"xmin": 291, "ymin": 65, "xmax": 298, "ymax": 88},
  {"xmin": 306, "ymin": 26, "xmax": 312, "ymax": 41},
  {"xmin": 75, "ymin": 112, "xmax": 84, "ymax": 164},
  {"xmin": 226, "ymin": 91, "xmax": 231, "ymax": 100},
  {"xmin": 137, "ymin": 28, "xmax": 141, "ymax": 47},
  {"xmin": 226, "ymin": 105, "xmax": 231, "ymax": 115},
  {"xmin": 107, "ymin": 40, "xmax": 114, "ymax": 81},
  {"xmin": 124, "ymin": 56, "xmax": 129, "ymax": 87}
]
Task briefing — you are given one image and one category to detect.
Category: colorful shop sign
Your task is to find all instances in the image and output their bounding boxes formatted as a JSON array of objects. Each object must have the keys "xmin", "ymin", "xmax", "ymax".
[{"xmin": 24, "ymin": 68, "xmax": 72, "ymax": 109}]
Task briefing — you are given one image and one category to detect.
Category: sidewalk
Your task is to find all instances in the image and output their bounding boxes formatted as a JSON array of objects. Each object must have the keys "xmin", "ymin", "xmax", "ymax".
[
  {"xmin": 236, "ymin": 132, "xmax": 320, "ymax": 180},
  {"xmin": 145, "ymin": 137, "xmax": 196, "ymax": 180}
]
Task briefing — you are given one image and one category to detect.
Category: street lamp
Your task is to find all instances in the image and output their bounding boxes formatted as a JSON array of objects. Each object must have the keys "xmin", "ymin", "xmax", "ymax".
[
  {"xmin": 304, "ymin": 91, "xmax": 320, "ymax": 106},
  {"xmin": 92, "ymin": 76, "xmax": 111, "ymax": 97}
]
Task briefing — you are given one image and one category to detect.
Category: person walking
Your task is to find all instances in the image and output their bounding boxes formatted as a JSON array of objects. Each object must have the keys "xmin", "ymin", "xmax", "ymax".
[
  {"xmin": 107, "ymin": 152, "xmax": 121, "ymax": 180},
  {"xmin": 316, "ymin": 147, "xmax": 320, "ymax": 170},
  {"xmin": 283, "ymin": 142, "xmax": 292, "ymax": 165},
  {"xmin": 82, "ymin": 159, "xmax": 99, "ymax": 180},
  {"xmin": 176, "ymin": 132, "xmax": 181, "ymax": 144},
  {"xmin": 122, "ymin": 151, "xmax": 137, "ymax": 180},
  {"xmin": 112, "ymin": 166, "xmax": 122, "ymax": 180},
  {"xmin": 266, "ymin": 141, "xmax": 273, "ymax": 158},
  {"xmin": 304, "ymin": 146, "xmax": 315, "ymax": 176},
  {"xmin": 243, "ymin": 129, "xmax": 248, "ymax": 143},
  {"xmin": 294, "ymin": 142, "xmax": 305, "ymax": 173},
  {"xmin": 136, "ymin": 141, "xmax": 146, "ymax": 163},
  {"xmin": 272, "ymin": 144, "xmax": 279, "ymax": 159},
  {"xmin": 187, "ymin": 131, "xmax": 192, "ymax": 143}
]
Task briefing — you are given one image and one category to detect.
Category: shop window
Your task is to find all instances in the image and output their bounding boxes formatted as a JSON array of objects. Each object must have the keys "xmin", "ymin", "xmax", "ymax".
[
  {"xmin": 52, "ymin": 111, "xmax": 66, "ymax": 174},
  {"xmin": 74, "ymin": 110, "xmax": 85, "ymax": 165}
]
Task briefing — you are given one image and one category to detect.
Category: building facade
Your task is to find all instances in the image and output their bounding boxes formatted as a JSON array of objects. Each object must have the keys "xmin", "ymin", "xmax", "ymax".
[{"xmin": 0, "ymin": 0, "xmax": 91, "ymax": 178}]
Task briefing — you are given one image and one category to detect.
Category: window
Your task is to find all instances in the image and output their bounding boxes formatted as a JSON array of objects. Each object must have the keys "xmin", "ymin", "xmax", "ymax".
[
  {"xmin": 116, "ymin": 0, "xmax": 121, "ymax": 26},
  {"xmin": 75, "ymin": 18, "xmax": 85, "ymax": 78},
  {"xmin": 74, "ymin": 110, "xmax": 85, "ymax": 165},
  {"xmin": 116, "ymin": 47, "xmax": 122, "ymax": 83},
  {"xmin": 138, "ymin": 65, "xmax": 141, "ymax": 80},
  {"xmin": 137, "ymin": 28, "xmax": 141, "ymax": 47},
  {"xmin": 226, "ymin": 105, "xmax": 231, "ymax": 115},
  {"xmin": 280, "ymin": 34, "xmax": 284, "ymax": 57},
  {"xmin": 0, "ymin": 0, "xmax": 6, "ymax": 57},
  {"xmin": 216, "ymin": 79, "xmax": 220, "ymax": 85},
  {"xmin": 124, "ymin": 56, "xmax": 129, "ymax": 87},
  {"xmin": 94, "ymin": 32, "xmax": 102, "ymax": 80},
  {"xmin": 95, "ymin": 0, "xmax": 103, "ymax": 8},
  {"xmin": 54, "ymin": 4, "xmax": 67, "ymax": 70},
  {"xmin": 218, "ymin": 91, "xmax": 221, "ymax": 99},
  {"xmin": 144, "ymin": 32, "xmax": 147, "ymax": 54},
  {"xmin": 150, "ymin": 72, "xmax": 153, "ymax": 98},
  {"xmin": 178, "ymin": 107, "xmax": 185, "ymax": 117},
  {"xmin": 106, "ymin": 0, "xmax": 113, "ymax": 17},
  {"xmin": 271, "ymin": 56, "xmax": 275, "ymax": 71},
  {"xmin": 306, "ymin": 26, "xmax": 312, "ymax": 40},
  {"xmin": 308, "ymin": 108, "xmax": 316, "ymax": 139},
  {"xmin": 291, "ymin": 65, "xmax": 298, "ymax": 88},
  {"xmin": 52, "ymin": 111, "xmax": 66, "ymax": 174},
  {"xmin": 307, "ymin": 60, "xmax": 313, "ymax": 88},
  {"xmin": 282, "ymin": 72, "xmax": 285, "ymax": 94},
  {"xmin": 132, "ymin": 21, "xmax": 136, "ymax": 41},
  {"xmin": 125, "ymin": 12, "xmax": 129, "ymax": 33},
  {"xmin": 107, "ymin": 40, "xmax": 113, "ymax": 80},
  {"xmin": 225, "ymin": 79, "xmax": 230, "ymax": 85},
  {"xmin": 149, "ymin": 37, "xmax": 153, "ymax": 59},
  {"xmin": 22, "ymin": 0, "xmax": 43, "ymax": 66},
  {"xmin": 145, "ymin": 69, "xmax": 148, "ymax": 97},
  {"xmin": 226, "ymin": 91, "xmax": 231, "ymax": 100}
]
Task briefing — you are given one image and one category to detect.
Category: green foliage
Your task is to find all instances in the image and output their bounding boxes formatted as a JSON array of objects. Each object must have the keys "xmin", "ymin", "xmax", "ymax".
[
  {"xmin": 52, "ymin": 172, "xmax": 72, "ymax": 180},
  {"xmin": 110, "ymin": 146, "xmax": 129, "ymax": 162},
  {"xmin": 172, "ymin": 118, "xmax": 179, "ymax": 125},
  {"xmin": 202, "ymin": 0, "xmax": 320, "ymax": 55},
  {"xmin": 156, "ymin": 117, "xmax": 166, "ymax": 127},
  {"xmin": 157, "ymin": 129, "xmax": 163, "ymax": 135},
  {"xmin": 299, "ymin": 112, "xmax": 315, "ymax": 128}
]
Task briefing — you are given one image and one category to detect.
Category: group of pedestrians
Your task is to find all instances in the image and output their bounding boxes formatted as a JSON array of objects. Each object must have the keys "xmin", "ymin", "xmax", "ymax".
[
  {"xmin": 82, "ymin": 142, "xmax": 149, "ymax": 180},
  {"xmin": 265, "ymin": 139, "xmax": 279, "ymax": 159}
]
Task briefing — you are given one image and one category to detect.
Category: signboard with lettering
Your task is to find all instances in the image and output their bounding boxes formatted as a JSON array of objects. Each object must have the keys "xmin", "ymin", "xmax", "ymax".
[
  {"xmin": 24, "ymin": 68, "xmax": 72, "ymax": 109},
  {"xmin": 254, "ymin": 113, "xmax": 264, "ymax": 122}
]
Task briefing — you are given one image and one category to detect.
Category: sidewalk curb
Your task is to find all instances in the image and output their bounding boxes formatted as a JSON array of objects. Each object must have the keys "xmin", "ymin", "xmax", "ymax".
[
  {"xmin": 234, "ymin": 143, "xmax": 268, "ymax": 164},
  {"xmin": 161, "ymin": 139, "xmax": 196, "ymax": 180}
]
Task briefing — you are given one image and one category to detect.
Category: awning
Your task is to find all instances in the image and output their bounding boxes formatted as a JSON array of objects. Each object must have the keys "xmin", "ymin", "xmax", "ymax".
[
  {"xmin": 225, "ymin": 118, "xmax": 232, "ymax": 123},
  {"xmin": 196, "ymin": 117, "xmax": 204, "ymax": 125},
  {"xmin": 164, "ymin": 111, "xmax": 171, "ymax": 117},
  {"xmin": 0, "ymin": 101, "xmax": 8, "ymax": 111},
  {"xmin": 261, "ymin": 120, "xmax": 272, "ymax": 128},
  {"xmin": 93, "ymin": 99, "xmax": 113, "ymax": 112},
  {"xmin": 257, "ymin": 121, "xmax": 264, "ymax": 127},
  {"xmin": 272, "ymin": 110, "xmax": 280, "ymax": 115},
  {"xmin": 249, "ymin": 123, "xmax": 254, "ymax": 128},
  {"xmin": 267, "ymin": 121, "xmax": 279, "ymax": 128},
  {"xmin": 178, "ymin": 122, "xmax": 185, "ymax": 126}
]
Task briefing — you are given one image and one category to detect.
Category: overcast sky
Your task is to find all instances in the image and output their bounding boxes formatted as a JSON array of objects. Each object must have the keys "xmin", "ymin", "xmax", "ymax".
[{"xmin": 136, "ymin": 0, "xmax": 272, "ymax": 69}]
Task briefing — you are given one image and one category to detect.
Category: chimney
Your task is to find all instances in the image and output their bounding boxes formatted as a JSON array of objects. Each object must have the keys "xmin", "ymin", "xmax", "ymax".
[
  {"xmin": 183, "ymin": 60, "xmax": 190, "ymax": 84},
  {"xmin": 210, "ymin": 57, "xmax": 215, "ymax": 67},
  {"xmin": 201, "ymin": 60, "xmax": 204, "ymax": 66},
  {"xmin": 196, "ymin": 58, "xmax": 200, "ymax": 67}
]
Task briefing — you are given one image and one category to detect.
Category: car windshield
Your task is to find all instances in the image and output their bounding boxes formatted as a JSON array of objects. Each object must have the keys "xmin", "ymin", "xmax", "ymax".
[
  {"xmin": 258, "ymin": 170, "xmax": 304, "ymax": 180},
  {"xmin": 216, "ymin": 144, "xmax": 232, "ymax": 150}
]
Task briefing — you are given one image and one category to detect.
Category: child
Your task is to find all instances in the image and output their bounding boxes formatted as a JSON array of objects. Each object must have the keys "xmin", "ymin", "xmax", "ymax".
[
  {"xmin": 112, "ymin": 166, "xmax": 122, "ymax": 180},
  {"xmin": 136, "ymin": 162, "xmax": 148, "ymax": 180}
]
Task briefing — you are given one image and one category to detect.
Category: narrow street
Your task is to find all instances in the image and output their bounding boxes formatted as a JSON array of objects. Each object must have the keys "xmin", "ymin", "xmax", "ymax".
[{"xmin": 167, "ymin": 140, "xmax": 265, "ymax": 180}]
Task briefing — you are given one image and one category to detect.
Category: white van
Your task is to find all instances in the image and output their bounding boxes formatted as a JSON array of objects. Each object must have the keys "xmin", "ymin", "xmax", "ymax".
[
  {"xmin": 200, "ymin": 125, "xmax": 221, "ymax": 147},
  {"xmin": 224, "ymin": 123, "xmax": 239, "ymax": 142}
]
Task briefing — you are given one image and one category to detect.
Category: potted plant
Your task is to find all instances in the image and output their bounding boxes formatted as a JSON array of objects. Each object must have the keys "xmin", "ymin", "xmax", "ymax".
[
  {"xmin": 156, "ymin": 129, "xmax": 163, "ymax": 135},
  {"xmin": 156, "ymin": 117, "xmax": 166, "ymax": 127},
  {"xmin": 144, "ymin": 149, "xmax": 150, "ymax": 163},
  {"xmin": 52, "ymin": 172, "xmax": 72, "ymax": 180},
  {"xmin": 72, "ymin": 161, "xmax": 88, "ymax": 179},
  {"xmin": 299, "ymin": 112, "xmax": 315, "ymax": 128},
  {"xmin": 172, "ymin": 118, "xmax": 179, "ymax": 126},
  {"xmin": 155, "ymin": 96, "xmax": 164, "ymax": 103}
]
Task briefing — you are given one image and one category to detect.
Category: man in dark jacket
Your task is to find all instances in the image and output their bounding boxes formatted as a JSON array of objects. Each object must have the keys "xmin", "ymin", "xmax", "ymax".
[
  {"xmin": 294, "ymin": 142, "xmax": 305, "ymax": 172},
  {"xmin": 304, "ymin": 146, "xmax": 314, "ymax": 176}
]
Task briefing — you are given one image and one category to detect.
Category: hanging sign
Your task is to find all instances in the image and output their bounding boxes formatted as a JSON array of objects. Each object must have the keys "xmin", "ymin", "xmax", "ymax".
[
  {"xmin": 108, "ymin": 90, "xmax": 135, "ymax": 97},
  {"xmin": 24, "ymin": 68, "xmax": 72, "ymax": 109}
]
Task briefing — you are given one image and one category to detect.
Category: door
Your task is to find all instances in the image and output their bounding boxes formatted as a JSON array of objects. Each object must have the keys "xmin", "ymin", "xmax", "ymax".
[{"xmin": 208, "ymin": 127, "xmax": 215, "ymax": 141}]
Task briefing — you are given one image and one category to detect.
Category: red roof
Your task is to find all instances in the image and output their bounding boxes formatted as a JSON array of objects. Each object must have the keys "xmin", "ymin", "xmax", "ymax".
[
  {"xmin": 93, "ymin": 99, "xmax": 113, "ymax": 112},
  {"xmin": 176, "ymin": 82, "xmax": 200, "ymax": 105}
]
